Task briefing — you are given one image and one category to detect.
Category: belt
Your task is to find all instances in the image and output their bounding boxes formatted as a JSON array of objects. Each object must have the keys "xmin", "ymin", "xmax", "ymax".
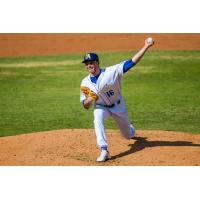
[{"xmin": 96, "ymin": 100, "xmax": 121, "ymax": 108}]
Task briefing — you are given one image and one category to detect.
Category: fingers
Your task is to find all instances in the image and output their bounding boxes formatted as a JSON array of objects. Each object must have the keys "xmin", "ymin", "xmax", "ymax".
[
  {"xmin": 80, "ymin": 86, "xmax": 90, "ymax": 95},
  {"xmin": 145, "ymin": 37, "xmax": 155, "ymax": 47}
]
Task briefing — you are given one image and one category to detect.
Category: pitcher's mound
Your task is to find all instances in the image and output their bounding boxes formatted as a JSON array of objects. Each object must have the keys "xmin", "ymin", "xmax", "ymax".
[{"xmin": 0, "ymin": 129, "xmax": 200, "ymax": 166}]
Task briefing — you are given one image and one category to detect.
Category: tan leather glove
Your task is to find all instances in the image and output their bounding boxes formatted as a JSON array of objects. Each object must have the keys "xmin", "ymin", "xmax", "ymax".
[{"xmin": 80, "ymin": 86, "xmax": 98, "ymax": 101}]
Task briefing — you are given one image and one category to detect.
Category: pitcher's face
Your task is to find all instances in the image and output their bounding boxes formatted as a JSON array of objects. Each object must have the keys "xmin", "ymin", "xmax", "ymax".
[{"xmin": 85, "ymin": 61, "xmax": 100, "ymax": 76}]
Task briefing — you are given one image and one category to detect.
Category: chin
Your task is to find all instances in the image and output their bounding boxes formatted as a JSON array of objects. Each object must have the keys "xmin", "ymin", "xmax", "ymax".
[{"xmin": 90, "ymin": 69, "xmax": 95, "ymax": 74}]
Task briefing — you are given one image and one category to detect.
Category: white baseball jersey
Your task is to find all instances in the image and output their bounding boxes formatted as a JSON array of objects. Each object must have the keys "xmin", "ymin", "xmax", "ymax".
[{"xmin": 80, "ymin": 60, "xmax": 128, "ymax": 113}]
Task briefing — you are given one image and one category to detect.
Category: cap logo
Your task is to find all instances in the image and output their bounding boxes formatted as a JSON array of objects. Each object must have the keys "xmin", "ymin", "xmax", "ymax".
[{"xmin": 85, "ymin": 53, "xmax": 91, "ymax": 59}]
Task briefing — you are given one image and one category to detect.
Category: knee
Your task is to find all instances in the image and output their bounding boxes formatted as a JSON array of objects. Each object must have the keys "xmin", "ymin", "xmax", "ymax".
[
  {"xmin": 124, "ymin": 135, "xmax": 132, "ymax": 140},
  {"xmin": 122, "ymin": 127, "xmax": 135, "ymax": 140},
  {"xmin": 124, "ymin": 134, "xmax": 134, "ymax": 140}
]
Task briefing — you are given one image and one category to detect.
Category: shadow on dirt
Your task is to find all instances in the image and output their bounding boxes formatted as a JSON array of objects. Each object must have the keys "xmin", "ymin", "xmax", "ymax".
[{"xmin": 111, "ymin": 136, "xmax": 200, "ymax": 160}]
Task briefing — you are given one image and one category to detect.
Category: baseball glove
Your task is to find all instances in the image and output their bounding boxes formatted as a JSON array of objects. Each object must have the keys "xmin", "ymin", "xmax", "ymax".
[{"xmin": 80, "ymin": 86, "xmax": 98, "ymax": 101}]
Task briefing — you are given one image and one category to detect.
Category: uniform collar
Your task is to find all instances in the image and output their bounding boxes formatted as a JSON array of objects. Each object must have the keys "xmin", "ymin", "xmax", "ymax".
[{"xmin": 90, "ymin": 69, "xmax": 105, "ymax": 84}]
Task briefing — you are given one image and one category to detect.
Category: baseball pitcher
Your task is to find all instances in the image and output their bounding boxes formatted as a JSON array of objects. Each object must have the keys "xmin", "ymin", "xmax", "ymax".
[{"xmin": 80, "ymin": 37, "xmax": 155, "ymax": 162}]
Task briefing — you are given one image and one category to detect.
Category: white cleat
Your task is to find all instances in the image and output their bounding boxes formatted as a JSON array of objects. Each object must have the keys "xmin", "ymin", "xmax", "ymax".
[
  {"xmin": 96, "ymin": 150, "xmax": 111, "ymax": 162},
  {"xmin": 130, "ymin": 123, "xmax": 136, "ymax": 139}
]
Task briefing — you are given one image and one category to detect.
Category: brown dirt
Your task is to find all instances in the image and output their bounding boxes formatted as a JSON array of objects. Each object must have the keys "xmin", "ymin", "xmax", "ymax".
[
  {"xmin": 0, "ymin": 129, "xmax": 200, "ymax": 166},
  {"xmin": 0, "ymin": 33, "xmax": 200, "ymax": 57}
]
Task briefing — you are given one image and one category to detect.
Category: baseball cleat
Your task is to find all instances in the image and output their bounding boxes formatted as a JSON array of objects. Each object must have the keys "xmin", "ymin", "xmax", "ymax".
[
  {"xmin": 96, "ymin": 150, "xmax": 111, "ymax": 162},
  {"xmin": 130, "ymin": 122, "xmax": 136, "ymax": 139}
]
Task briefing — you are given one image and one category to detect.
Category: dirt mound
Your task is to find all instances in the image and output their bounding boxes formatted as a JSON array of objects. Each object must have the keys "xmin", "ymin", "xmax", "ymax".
[{"xmin": 0, "ymin": 129, "xmax": 200, "ymax": 166}]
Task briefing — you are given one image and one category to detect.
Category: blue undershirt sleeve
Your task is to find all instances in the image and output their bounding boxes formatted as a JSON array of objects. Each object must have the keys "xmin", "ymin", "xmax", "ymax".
[{"xmin": 123, "ymin": 59, "xmax": 136, "ymax": 73}]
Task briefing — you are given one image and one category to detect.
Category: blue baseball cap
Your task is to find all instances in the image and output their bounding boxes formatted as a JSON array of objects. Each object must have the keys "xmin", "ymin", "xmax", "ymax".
[{"xmin": 82, "ymin": 53, "xmax": 99, "ymax": 63}]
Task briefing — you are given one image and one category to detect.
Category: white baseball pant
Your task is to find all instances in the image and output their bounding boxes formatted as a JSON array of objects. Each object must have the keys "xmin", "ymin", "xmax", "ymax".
[{"xmin": 93, "ymin": 107, "xmax": 135, "ymax": 148}]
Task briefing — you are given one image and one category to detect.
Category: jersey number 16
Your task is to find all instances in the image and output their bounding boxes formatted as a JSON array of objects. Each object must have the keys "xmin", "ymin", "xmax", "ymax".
[{"xmin": 106, "ymin": 90, "xmax": 114, "ymax": 97}]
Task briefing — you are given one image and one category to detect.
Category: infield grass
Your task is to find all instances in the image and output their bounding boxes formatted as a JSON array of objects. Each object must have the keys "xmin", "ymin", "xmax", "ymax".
[{"xmin": 0, "ymin": 50, "xmax": 200, "ymax": 136}]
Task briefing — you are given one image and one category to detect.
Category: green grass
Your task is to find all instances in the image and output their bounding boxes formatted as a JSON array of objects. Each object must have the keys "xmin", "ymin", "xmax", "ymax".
[{"xmin": 0, "ymin": 50, "xmax": 200, "ymax": 136}]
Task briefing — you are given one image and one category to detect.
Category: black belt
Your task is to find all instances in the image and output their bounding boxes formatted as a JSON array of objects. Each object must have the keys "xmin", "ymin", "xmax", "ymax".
[{"xmin": 96, "ymin": 100, "xmax": 121, "ymax": 108}]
